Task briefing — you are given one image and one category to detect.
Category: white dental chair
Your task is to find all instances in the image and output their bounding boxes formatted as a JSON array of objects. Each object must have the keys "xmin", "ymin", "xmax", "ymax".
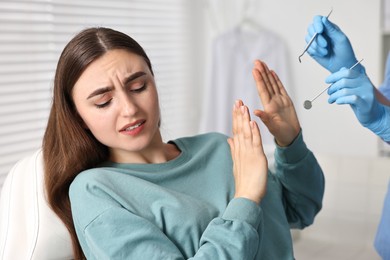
[{"xmin": 0, "ymin": 149, "xmax": 73, "ymax": 259}]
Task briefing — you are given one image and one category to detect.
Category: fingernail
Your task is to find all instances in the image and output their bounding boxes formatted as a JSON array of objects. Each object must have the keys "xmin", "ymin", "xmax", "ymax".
[{"xmin": 240, "ymin": 106, "xmax": 245, "ymax": 114}]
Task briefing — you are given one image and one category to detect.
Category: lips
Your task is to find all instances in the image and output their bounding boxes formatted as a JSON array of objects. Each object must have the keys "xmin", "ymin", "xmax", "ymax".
[
  {"xmin": 124, "ymin": 122, "xmax": 142, "ymax": 131},
  {"xmin": 120, "ymin": 120, "xmax": 146, "ymax": 135}
]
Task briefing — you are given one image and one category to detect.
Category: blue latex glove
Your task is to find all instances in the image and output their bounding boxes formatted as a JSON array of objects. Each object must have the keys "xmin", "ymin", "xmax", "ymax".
[
  {"xmin": 305, "ymin": 15, "xmax": 365, "ymax": 74},
  {"xmin": 326, "ymin": 68, "xmax": 390, "ymax": 141},
  {"xmin": 379, "ymin": 51, "xmax": 390, "ymax": 100}
]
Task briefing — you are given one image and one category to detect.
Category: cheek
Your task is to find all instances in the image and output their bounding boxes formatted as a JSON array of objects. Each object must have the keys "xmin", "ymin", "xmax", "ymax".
[
  {"xmin": 83, "ymin": 115, "xmax": 115, "ymax": 146},
  {"xmin": 150, "ymin": 93, "xmax": 160, "ymax": 119},
  {"xmin": 150, "ymin": 87, "xmax": 159, "ymax": 107},
  {"xmin": 78, "ymin": 108, "xmax": 114, "ymax": 136}
]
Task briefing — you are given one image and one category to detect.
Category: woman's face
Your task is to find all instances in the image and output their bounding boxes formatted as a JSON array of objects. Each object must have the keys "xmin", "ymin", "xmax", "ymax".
[{"xmin": 72, "ymin": 49, "xmax": 161, "ymax": 162}]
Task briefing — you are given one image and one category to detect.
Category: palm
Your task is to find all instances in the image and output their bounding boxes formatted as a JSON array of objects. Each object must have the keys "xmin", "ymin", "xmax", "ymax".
[
  {"xmin": 252, "ymin": 61, "xmax": 300, "ymax": 146},
  {"xmin": 227, "ymin": 100, "xmax": 268, "ymax": 204}
]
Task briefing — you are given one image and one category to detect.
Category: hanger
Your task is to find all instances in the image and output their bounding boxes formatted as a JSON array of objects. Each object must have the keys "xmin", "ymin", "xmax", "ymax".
[
  {"xmin": 203, "ymin": 0, "xmax": 222, "ymax": 34},
  {"xmin": 237, "ymin": 0, "xmax": 263, "ymax": 33},
  {"xmin": 204, "ymin": 0, "xmax": 263, "ymax": 35}
]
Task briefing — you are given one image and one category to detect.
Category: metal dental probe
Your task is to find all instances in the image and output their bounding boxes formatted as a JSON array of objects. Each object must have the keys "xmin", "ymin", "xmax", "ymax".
[
  {"xmin": 298, "ymin": 8, "xmax": 333, "ymax": 63},
  {"xmin": 303, "ymin": 58, "xmax": 364, "ymax": 110}
]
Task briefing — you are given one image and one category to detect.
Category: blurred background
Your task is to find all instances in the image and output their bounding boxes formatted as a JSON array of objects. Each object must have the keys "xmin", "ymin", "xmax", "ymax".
[{"xmin": 0, "ymin": 0, "xmax": 388, "ymax": 259}]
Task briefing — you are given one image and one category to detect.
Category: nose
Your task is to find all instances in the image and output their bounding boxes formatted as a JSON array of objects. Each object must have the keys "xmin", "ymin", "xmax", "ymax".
[{"xmin": 119, "ymin": 93, "xmax": 138, "ymax": 117}]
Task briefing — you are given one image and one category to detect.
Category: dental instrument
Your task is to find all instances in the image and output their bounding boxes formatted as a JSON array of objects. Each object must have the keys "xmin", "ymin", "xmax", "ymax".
[
  {"xmin": 303, "ymin": 58, "xmax": 364, "ymax": 110},
  {"xmin": 298, "ymin": 8, "xmax": 333, "ymax": 63}
]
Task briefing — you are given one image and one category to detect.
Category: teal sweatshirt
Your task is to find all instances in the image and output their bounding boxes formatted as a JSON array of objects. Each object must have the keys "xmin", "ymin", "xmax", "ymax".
[{"xmin": 69, "ymin": 131, "xmax": 324, "ymax": 259}]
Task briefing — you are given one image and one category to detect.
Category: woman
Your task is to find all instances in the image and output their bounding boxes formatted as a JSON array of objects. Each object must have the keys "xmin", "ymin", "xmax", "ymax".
[{"xmin": 43, "ymin": 27, "xmax": 324, "ymax": 259}]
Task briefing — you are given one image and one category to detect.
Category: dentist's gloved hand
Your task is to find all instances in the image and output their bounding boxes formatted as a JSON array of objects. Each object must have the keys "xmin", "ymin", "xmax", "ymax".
[
  {"xmin": 379, "ymin": 52, "xmax": 390, "ymax": 99},
  {"xmin": 305, "ymin": 15, "xmax": 365, "ymax": 74},
  {"xmin": 326, "ymin": 68, "xmax": 390, "ymax": 142}
]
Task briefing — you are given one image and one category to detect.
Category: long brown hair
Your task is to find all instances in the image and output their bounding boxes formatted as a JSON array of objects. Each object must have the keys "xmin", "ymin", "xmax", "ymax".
[{"xmin": 42, "ymin": 27, "xmax": 153, "ymax": 259}]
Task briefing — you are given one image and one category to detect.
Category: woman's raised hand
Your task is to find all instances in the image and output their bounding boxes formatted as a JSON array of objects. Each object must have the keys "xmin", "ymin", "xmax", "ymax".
[
  {"xmin": 252, "ymin": 60, "xmax": 301, "ymax": 147},
  {"xmin": 227, "ymin": 100, "xmax": 268, "ymax": 205}
]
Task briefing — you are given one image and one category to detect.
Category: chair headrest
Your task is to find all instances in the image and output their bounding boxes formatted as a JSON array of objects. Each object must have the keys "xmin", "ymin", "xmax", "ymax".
[{"xmin": 0, "ymin": 149, "xmax": 73, "ymax": 259}]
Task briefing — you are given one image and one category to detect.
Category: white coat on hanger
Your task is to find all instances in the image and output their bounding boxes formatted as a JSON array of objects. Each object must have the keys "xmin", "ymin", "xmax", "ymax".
[{"xmin": 200, "ymin": 24, "xmax": 292, "ymax": 161}]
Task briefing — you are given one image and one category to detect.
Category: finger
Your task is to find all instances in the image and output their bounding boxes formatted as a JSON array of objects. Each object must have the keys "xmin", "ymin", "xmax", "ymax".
[
  {"xmin": 268, "ymin": 70, "xmax": 282, "ymax": 95},
  {"xmin": 306, "ymin": 22, "xmax": 319, "ymax": 38},
  {"xmin": 323, "ymin": 16, "xmax": 342, "ymax": 36},
  {"xmin": 262, "ymin": 62, "xmax": 279, "ymax": 95},
  {"xmin": 306, "ymin": 23, "xmax": 328, "ymax": 57},
  {"xmin": 252, "ymin": 64, "xmax": 271, "ymax": 103},
  {"xmin": 237, "ymin": 105, "xmax": 244, "ymax": 134},
  {"xmin": 271, "ymin": 71, "xmax": 288, "ymax": 97},
  {"xmin": 307, "ymin": 43, "xmax": 328, "ymax": 57},
  {"xmin": 315, "ymin": 34, "xmax": 328, "ymax": 48},
  {"xmin": 232, "ymin": 105, "xmax": 241, "ymax": 165},
  {"xmin": 227, "ymin": 137, "xmax": 235, "ymax": 158},
  {"xmin": 235, "ymin": 104, "xmax": 245, "ymax": 148},
  {"xmin": 306, "ymin": 34, "xmax": 327, "ymax": 50},
  {"xmin": 328, "ymin": 88, "xmax": 358, "ymax": 104},
  {"xmin": 331, "ymin": 95, "xmax": 359, "ymax": 106},
  {"xmin": 325, "ymin": 67, "xmax": 354, "ymax": 84},
  {"xmin": 239, "ymin": 105, "xmax": 252, "ymax": 138},
  {"xmin": 227, "ymin": 137, "xmax": 237, "ymax": 173},
  {"xmin": 313, "ymin": 15, "xmax": 324, "ymax": 34},
  {"xmin": 232, "ymin": 103, "xmax": 238, "ymax": 135},
  {"xmin": 254, "ymin": 60, "xmax": 275, "ymax": 96},
  {"xmin": 242, "ymin": 105, "xmax": 253, "ymax": 147},
  {"xmin": 250, "ymin": 121, "xmax": 263, "ymax": 148},
  {"xmin": 327, "ymin": 78, "xmax": 359, "ymax": 95},
  {"xmin": 305, "ymin": 31, "xmax": 328, "ymax": 54},
  {"xmin": 306, "ymin": 26, "xmax": 317, "ymax": 43},
  {"xmin": 232, "ymin": 100, "xmax": 243, "ymax": 135},
  {"xmin": 254, "ymin": 109, "xmax": 269, "ymax": 125},
  {"xmin": 306, "ymin": 22, "xmax": 327, "ymax": 49}
]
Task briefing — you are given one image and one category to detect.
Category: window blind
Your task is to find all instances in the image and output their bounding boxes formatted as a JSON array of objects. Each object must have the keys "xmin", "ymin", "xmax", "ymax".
[{"xmin": 0, "ymin": 0, "xmax": 193, "ymax": 191}]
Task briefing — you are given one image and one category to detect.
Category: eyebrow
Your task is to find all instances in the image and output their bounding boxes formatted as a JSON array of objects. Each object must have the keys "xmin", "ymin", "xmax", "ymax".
[
  {"xmin": 86, "ymin": 71, "xmax": 147, "ymax": 100},
  {"xmin": 87, "ymin": 86, "xmax": 113, "ymax": 100},
  {"xmin": 124, "ymin": 71, "xmax": 146, "ymax": 85}
]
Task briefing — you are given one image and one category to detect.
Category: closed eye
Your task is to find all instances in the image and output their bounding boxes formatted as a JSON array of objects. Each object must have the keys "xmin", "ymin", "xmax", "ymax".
[
  {"xmin": 131, "ymin": 84, "xmax": 147, "ymax": 93},
  {"xmin": 95, "ymin": 98, "xmax": 112, "ymax": 109}
]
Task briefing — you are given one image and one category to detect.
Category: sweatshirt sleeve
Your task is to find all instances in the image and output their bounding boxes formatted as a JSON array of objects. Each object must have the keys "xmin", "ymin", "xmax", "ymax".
[
  {"xmin": 195, "ymin": 198, "xmax": 262, "ymax": 259},
  {"xmin": 70, "ymin": 184, "xmax": 262, "ymax": 260},
  {"xmin": 273, "ymin": 130, "xmax": 325, "ymax": 229}
]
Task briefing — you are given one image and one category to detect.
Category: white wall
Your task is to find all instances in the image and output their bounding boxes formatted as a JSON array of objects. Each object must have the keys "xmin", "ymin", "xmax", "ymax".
[{"xmin": 189, "ymin": 0, "xmax": 382, "ymax": 158}]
